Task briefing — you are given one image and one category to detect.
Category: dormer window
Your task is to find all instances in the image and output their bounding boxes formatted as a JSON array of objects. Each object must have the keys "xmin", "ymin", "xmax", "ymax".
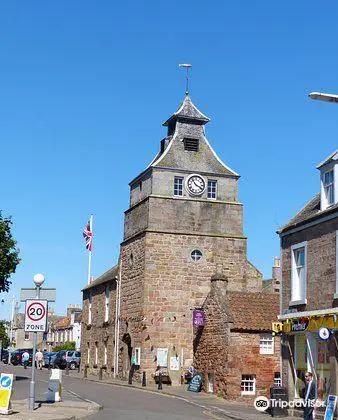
[
  {"xmin": 324, "ymin": 170, "xmax": 334, "ymax": 207},
  {"xmin": 317, "ymin": 150, "xmax": 338, "ymax": 211},
  {"xmin": 184, "ymin": 138, "xmax": 199, "ymax": 152}
]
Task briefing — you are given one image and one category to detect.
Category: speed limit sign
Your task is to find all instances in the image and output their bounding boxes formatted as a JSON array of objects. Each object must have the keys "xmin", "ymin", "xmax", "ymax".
[{"xmin": 24, "ymin": 299, "xmax": 48, "ymax": 332}]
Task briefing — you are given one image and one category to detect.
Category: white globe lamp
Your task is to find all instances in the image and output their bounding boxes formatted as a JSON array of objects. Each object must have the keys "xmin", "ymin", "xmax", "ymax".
[{"xmin": 33, "ymin": 273, "xmax": 45, "ymax": 287}]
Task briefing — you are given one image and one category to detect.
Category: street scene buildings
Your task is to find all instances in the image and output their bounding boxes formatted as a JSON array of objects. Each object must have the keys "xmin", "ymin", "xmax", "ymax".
[
  {"xmin": 80, "ymin": 93, "xmax": 281, "ymax": 401},
  {"xmin": 277, "ymin": 150, "xmax": 338, "ymax": 406}
]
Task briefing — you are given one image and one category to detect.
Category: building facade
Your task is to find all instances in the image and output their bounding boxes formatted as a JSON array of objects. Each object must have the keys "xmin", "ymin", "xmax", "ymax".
[
  {"xmin": 194, "ymin": 273, "xmax": 280, "ymax": 402},
  {"xmin": 47, "ymin": 304, "xmax": 82, "ymax": 351},
  {"xmin": 278, "ymin": 150, "xmax": 338, "ymax": 410},
  {"xmin": 81, "ymin": 266, "xmax": 118, "ymax": 376},
  {"xmin": 82, "ymin": 93, "xmax": 264, "ymax": 385}
]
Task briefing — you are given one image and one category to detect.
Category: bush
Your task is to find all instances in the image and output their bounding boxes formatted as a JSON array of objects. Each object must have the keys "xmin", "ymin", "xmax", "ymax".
[{"xmin": 53, "ymin": 341, "xmax": 76, "ymax": 352}]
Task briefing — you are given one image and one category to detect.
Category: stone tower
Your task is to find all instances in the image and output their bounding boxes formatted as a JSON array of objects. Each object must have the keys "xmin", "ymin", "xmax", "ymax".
[{"xmin": 119, "ymin": 94, "xmax": 262, "ymax": 383}]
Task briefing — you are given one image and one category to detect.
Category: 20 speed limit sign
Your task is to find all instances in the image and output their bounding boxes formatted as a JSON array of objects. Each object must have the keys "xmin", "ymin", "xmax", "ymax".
[{"xmin": 24, "ymin": 299, "xmax": 48, "ymax": 332}]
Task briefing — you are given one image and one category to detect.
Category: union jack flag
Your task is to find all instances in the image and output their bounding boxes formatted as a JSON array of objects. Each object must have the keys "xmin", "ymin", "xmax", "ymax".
[{"xmin": 83, "ymin": 220, "xmax": 92, "ymax": 251}]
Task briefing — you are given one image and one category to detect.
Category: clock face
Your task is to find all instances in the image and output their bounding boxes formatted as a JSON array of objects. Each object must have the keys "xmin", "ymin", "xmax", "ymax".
[{"xmin": 186, "ymin": 174, "xmax": 206, "ymax": 196}]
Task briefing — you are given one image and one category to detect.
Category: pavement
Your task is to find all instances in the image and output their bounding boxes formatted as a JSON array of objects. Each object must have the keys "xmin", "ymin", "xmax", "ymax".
[
  {"xmin": 2, "ymin": 399, "xmax": 101, "ymax": 420},
  {"xmin": 0, "ymin": 364, "xmax": 102, "ymax": 420}
]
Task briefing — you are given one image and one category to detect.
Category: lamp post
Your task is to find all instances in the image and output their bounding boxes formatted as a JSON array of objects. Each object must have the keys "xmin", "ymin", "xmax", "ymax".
[
  {"xmin": 29, "ymin": 273, "xmax": 45, "ymax": 411},
  {"xmin": 309, "ymin": 92, "xmax": 338, "ymax": 103}
]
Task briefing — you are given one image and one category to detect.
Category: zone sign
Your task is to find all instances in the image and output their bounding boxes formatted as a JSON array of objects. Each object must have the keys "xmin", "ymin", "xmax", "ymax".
[{"xmin": 24, "ymin": 299, "xmax": 48, "ymax": 332}]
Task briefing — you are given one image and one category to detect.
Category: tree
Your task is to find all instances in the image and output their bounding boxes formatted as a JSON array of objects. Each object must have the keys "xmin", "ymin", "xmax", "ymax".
[
  {"xmin": 53, "ymin": 341, "xmax": 76, "ymax": 352},
  {"xmin": 0, "ymin": 212, "xmax": 20, "ymax": 292},
  {"xmin": 0, "ymin": 321, "xmax": 10, "ymax": 348}
]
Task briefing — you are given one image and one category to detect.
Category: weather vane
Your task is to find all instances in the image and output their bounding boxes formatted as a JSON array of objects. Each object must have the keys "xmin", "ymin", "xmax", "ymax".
[{"xmin": 179, "ymin": 63, "xmax": 192, "ymax": 95}]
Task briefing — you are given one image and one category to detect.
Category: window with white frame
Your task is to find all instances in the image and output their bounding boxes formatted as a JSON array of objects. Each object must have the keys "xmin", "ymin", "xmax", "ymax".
[
  {"xmin": 88, "ymin": 291, "xmax": 92, "ymax": 325},
  {"xmin": 24, "ymin": 331, "xmax": 29, "ymax": 341},
  {"xmin": 207, "ymin": 180, "xmax": 217, "ymax": 199},
  {"xmin": 105, "ymin": 285, "xmax": 110, "ymax": 322},
  {"xmin": 95, "ymin": 342, "xmax": 98, "ymax": 365},
  {"xmin": 135, "ymin": 347, "xmax": 141, "ymax": 366},
  {"xmin": 174, "ymin": 176, "xmax": 183, "ymax": 196},
  {"xmin": 260, "ymin": 334, "xmax": 274, "ymax": 354},
  {"xmin": 241, "ymin": 374, "xmax": 256, "ymax": 395},
  {"xmin": 87, "ymin": 342, "xmax": 90, "ymax": 364},
  {"xmin": 324, "ymin": 170, "xmax": 334, "ymax": 207},
  {"xmin": 104, "ymin": 341, "xmax": 107, "ymax": 366},
  {"xmin": 274, "ymin": 372, "xmax": 282, "ymax": 387},
  {"xmin": 291, "ymin": 242, "xmax": 307, "ymax": 303}
]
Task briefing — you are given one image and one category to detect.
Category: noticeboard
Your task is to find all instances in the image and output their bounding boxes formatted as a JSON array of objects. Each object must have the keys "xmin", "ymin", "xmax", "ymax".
[{"xmin": 188, "ymin": 373, "xmax": 203, "ymax": 393}]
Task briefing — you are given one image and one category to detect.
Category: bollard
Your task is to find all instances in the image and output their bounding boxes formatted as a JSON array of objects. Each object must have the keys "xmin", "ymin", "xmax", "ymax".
[
  {"xmin": 99, "ymin": 367, "xmax": 103, "ymax": 381},
  {"xmin": 48, "ymin": 356, "xmax": 51, "ymax": 371},
  {"xmin": 65, "ymin": 362, "xmax": 69, "ymax": 376},
  {"xmin": 83, "ymin": 365, "xmax": 87, "ymax": 379},
  {"xmin": 77, "ymin": 363, "xmax": 80, "ymax": 373},
  {"xmin": 128, "ymin": 368, "xmax": 133, "ymax": 385},
  {"xmin": 158, "ymin": 372, "xmax": 162, "ymax": 390},
  {"xmin": 142, "ymin": 371, "xmax": 146, "ymax": 387}
]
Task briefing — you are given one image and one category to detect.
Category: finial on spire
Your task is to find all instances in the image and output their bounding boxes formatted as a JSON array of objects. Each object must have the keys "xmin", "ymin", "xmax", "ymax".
[{"xmin": 179, "ymin": 63, "xmax": 192, "ymax": 95}]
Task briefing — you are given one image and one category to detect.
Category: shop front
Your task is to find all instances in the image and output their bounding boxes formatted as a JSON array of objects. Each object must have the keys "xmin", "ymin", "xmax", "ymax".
[{"xmin": 275, "ymin": 309, "xmax": 338, "ymax": 405}]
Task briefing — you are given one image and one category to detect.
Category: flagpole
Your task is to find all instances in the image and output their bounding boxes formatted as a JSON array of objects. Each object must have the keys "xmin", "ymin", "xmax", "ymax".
[{"xmin": 87, "ymin": 214, "xmax": 93, "ymax": 285}]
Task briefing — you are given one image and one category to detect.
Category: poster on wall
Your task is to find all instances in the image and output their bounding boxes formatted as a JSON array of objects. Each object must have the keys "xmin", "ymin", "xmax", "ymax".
[
  {"xmin": 157, "ymin": 348, "xmax": 168, "ymax": 367},
  {"xmin": 323, "ymin": 395, "xmax": 337, "ymax": 420},
  {"xmin": 169, "ymin": 356, "xmax": 180, "ymax": 371}
]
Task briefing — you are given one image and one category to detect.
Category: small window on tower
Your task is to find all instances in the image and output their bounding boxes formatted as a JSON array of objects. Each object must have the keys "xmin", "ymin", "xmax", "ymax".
[{"xmin": 184, "ymin": 138, "xmax": 199, "ymax": 152}]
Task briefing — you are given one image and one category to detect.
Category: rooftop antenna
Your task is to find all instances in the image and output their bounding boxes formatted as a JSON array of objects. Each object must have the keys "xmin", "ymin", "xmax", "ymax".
[{"xmin": 179, "ymin": 63, "xmax": 192, "ymax": 95}]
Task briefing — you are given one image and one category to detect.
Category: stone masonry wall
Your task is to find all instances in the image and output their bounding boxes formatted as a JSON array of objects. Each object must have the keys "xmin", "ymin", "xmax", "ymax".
[
  {"xmin": 119, "ymin": 234, "xmax": 146, "ymax": 378},
  {"xmin": 132, "ymin": 231, "xmax": 262, "ymax": 384},
  {"xmin": 80, "ymin": 281, "xmax": 116, "ymax": 379},
  {"xmin": 281, "ymin": 217, "xmax": 338, "ymax": 313},
  {"xmin": 193, "ymin": 281, "xmax": 230, "ymax": 397}
]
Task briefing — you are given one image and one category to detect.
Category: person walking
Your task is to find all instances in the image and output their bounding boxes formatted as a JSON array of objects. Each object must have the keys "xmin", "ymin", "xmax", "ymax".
[
  {"xmin": 304, "ymin": 371, "xmax": 317, "ymax": 420},
  {"xmin": 35, "ymin": 349, "xmax": 44, "ymax": 370},
  {"xmin": 22, "ymin": 350, "xmax": 30, "ymax": 369}
]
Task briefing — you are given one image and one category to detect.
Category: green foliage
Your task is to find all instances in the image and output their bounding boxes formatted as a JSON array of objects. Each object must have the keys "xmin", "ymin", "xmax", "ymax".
[
  {"xmin": 0, "ymin": 321, "xmax": 10, "ymax": 348},
  {"xmin": 53, "ymin": 341, "xmax": 76, "ymax": 352},
  {"xmin": 0, "ymin": 212, "xmax": 20, "ymax": 292}
]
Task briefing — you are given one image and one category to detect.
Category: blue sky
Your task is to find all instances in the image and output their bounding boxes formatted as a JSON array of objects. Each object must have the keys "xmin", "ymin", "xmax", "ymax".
[{"xmin": 1, "ymin": 1, "xmax": 338, "ymax": 318}]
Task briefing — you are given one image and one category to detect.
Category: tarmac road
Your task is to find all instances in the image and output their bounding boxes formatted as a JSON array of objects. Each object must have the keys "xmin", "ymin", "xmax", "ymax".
[{"xmin": 1, "ymin": 364, "xmax": 212, "ymax": 420}]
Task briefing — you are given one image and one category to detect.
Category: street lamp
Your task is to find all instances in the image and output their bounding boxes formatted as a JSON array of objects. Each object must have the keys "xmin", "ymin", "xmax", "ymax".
[
  {"xmin": 33, "ymin": 273, "xmax": 45, "ymax": 288},
  {"xmin": 309, "ymin": 92, "xmax": 338, "ymax": 103},
  {"xmin": 29, "ymin": 273, "xmax": 45, "ymax": 411}
]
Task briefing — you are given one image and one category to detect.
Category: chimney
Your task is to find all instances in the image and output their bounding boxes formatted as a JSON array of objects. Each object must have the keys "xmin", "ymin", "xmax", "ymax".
[{"xmin": 211, "ymin": 272, "xmax": 228, "ymax": 296}]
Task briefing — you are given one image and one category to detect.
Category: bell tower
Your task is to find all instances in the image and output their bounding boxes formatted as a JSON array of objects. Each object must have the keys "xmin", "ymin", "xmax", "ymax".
[{"xmin": 119, "ymin": 92, "xmax": 262, "ymax": 383}]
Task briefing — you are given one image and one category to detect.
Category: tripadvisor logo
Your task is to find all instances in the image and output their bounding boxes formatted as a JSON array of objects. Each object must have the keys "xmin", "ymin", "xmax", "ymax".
[{"xmin": 254, "ymin": 396, "xmax": 270, "ymax": 412}]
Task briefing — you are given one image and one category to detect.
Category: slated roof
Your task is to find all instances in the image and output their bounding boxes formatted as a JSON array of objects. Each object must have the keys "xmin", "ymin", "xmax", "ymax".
[
  {"xmin": 278, "ymin": 193, "xmax": 338, "ymax": 234},
  {"xmin": 228, "ymin": 291, "xmax": 279, "ymax": 331},
  {"xmin": 82, "ymin": 264, "xmax": 119, "ymax": 291},
  {"xmin": 316, "ymin": 149, "xmax": 338, "ymax": 169},
  {"xmin": 163, "ymin": 95, "xmax": 210, "ymax": 126}
]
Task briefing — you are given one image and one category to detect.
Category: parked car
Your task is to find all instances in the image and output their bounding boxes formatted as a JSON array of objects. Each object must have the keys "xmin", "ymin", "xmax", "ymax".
[
  {"xmin": 43, "ymin": 352, "xmax": 57, "ymax": 368},
  {"xmin": 10, "ymin": 349, "xmax": 33, "ymax": 366},
  {"xmin": 1, "ymin": 349, "xmax": 9, "ymax": 364},
  {"xmin": 53, "ymin": 350, "xmax": 81, "ymax": 370}
]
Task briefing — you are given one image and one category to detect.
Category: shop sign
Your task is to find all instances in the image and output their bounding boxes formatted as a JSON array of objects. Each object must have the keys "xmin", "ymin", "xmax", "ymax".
[
  {"xmin": 193, "ymin": 310, "xmax": 205, "ymax": 327},
  {"xmin": 318, "ymin": 327, "xmax": 330, "ymax": 341},
  {"xmin": 291, "ymin": 318, "xmax": 309, "ymax": 332},
  {"xmin": 188, "ymin": 373, "xmax": 203, "ymax": 393},
  {"xmin": 324, "ymin": 395, "xmax": 337, "ymax": 420}
]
